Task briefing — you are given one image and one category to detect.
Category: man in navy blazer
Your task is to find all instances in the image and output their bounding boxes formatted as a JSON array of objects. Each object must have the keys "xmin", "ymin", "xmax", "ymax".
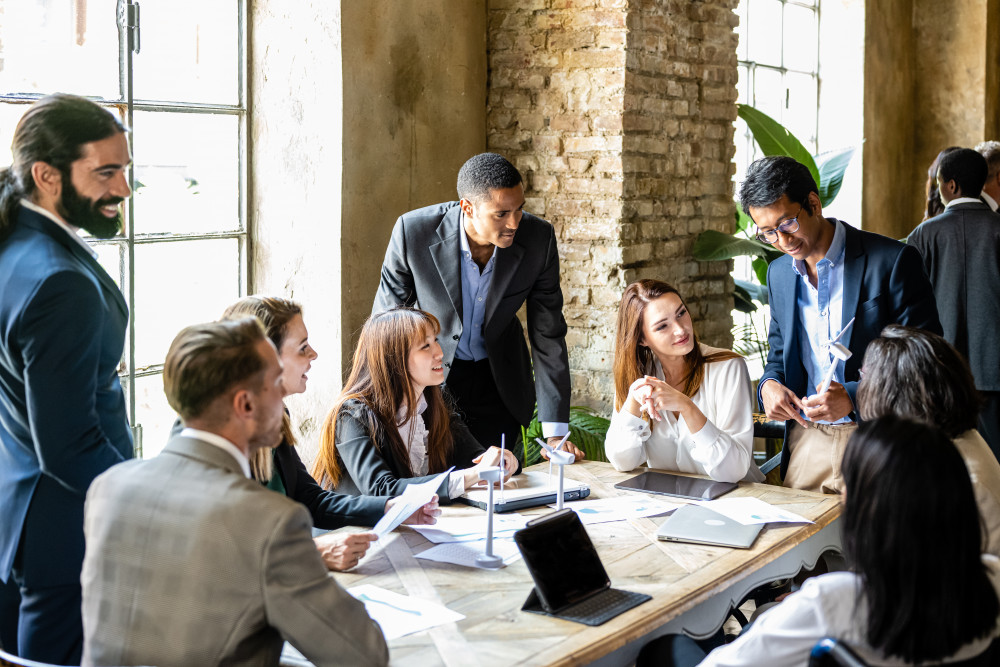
[
  {"xmin": 0, "ymin": 94, "xmax": 133, "ymax": 663},
  {"xmin": 740, "ymin": 157, "xmax": 940, "ymax": 493}
]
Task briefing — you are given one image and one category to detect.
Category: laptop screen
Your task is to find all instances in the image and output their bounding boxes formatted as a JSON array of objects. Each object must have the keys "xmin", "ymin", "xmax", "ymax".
[{"xmin": 514, "ymin": 509, "xmax": 610, "ymax": 611}]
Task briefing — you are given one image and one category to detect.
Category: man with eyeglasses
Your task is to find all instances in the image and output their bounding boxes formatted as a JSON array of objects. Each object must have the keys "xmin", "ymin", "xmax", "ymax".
[{"xmin": 739, "ymin": 156, "xmax": 940, "ymax": 493}]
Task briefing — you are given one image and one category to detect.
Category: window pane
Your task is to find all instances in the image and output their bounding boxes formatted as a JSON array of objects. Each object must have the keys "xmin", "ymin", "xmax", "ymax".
[
  {"xmin": 785, "ymin": 72, "xmax": 818, "ymax": 150},
  {"xmin": 735, "ymin": 2, "xmax": 748, "ymax": 61},
  {"xmin": 132, "ymin": 0, "xmax": 239, "ymax": 104},
  {"xmin": 783, "ymin": 3, "xmax": 818, "ymax": 73},
  {"xmin": 752, "ymin": 67, "xmax": 784, "ymax": 122},
  {"xmin": 747, "ymin": 0, "xmax": 782, "ymax": 67},
  {"xmin": 737, "ymin": 65, "xmax": 749, "ymax": 104},
  {"xmin": 132, "ymin": 111, "xmax": 240, "ymax": 235},
  {"xmin": 133, "ymin": 238, "xmax": 241, "ymax": 368},
  {"xmin": 93, "ymin": 242, "xmax": 125, "ymax": 291},
  {"xmin": 131, "ymin": 373, "xmax": 177, "ymax": 459},
  {"xmin": 0, "ymin": 0, "xmax": 120, "ymax": 99}
]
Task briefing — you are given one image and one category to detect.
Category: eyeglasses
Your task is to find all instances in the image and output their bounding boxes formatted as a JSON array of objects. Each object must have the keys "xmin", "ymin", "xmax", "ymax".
[{"xmin": 755, "ymin": 206, "xmax": 802, "ymax": 244}]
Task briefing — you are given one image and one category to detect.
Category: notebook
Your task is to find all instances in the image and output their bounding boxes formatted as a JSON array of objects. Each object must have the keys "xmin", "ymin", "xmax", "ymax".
[
  {"xmin": 514, "ymin": 509, "xmax": 651, "ymax": 626},
  {"xmin": 457, "ymin": 470, "xmax": 590, "ymax": 513},
  {"xmin": 655, "ymin": 503, "xmax": 763, "ymax": 549}
]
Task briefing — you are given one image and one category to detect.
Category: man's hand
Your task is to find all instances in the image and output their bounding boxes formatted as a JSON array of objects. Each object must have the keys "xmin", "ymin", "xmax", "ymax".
[
  {"xmin": 802, "ymin": 381, "xmax": 853, "ymax": 423},
  {"xmin": 313, "ymin": 532, "xmax": 378, "ymax": 572},
  {"xmin": 390, "ymin": 494, "xmax": 441, "ymax": 526},
  {"xmin": 760, "ymin": 379, "xmax": 808, "ymax": 428},
  {"xmin": 540, "ymin": 435, "xmax": 585, "ymax": 462}
]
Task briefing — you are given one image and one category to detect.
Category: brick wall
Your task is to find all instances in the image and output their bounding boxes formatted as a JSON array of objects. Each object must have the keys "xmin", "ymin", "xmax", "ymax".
[{"xmin": 487, "ymin": 0, "xmax": 738, "ymax": 413}]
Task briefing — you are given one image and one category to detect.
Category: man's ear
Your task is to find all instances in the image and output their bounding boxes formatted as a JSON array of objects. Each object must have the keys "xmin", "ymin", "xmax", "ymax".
[
  {"xmin": 459, "ymin": 198, "xmax": 475, "ymax": 219},
  {"xmin": 807, "ymin": 190, "xmax": 823, "ymax": 218},
  {"xmin": 231, "ymin": 388, "xmax": 254, "ymax": 421},
  {"xmin": 30, "ymin": 161, "xmax": 62, "ymax": 199}
]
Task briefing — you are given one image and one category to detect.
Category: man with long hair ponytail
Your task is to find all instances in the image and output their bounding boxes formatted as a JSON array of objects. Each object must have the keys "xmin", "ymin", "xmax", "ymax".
[{"xmin": 0, "ymin": 94, "xmax": 133, "ymax": 664}]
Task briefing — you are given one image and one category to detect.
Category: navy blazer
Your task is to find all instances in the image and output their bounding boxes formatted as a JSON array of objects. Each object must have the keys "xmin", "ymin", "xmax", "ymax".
[
  {"xmin": 760, "ymin": 220, "xmax": 941, "ymax": 477},
  {"xmin": 0, "ymin": 206, "xmax": 132, "ymax": 587},
  {"xmin": 373, "ymin": 202, "xmax": 571, "ymax": 427}
]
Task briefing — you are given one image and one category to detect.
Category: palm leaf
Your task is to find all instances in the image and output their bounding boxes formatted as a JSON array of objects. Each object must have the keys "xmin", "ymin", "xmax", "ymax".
[
  {"xmin": 692, "ymin": 229, "xmax": 778, "ymax": 262},
  {"xmin": 815, "ymin": 146, "xmax": 855, "ymax": 207},
  {"xmin": 520, "ymin": 406, "xmax": 610, "ymax": 466},
  {"xmin": 737, "ymin": 104, "xmax": 820, "ymax": 188}
]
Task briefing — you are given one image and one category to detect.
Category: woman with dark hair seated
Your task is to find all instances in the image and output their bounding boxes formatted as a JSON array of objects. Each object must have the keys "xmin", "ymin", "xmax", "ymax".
[
  {"xmin": 638, "ymin": 416, "xmax": 1000, "ymax": 666},
  {"xmin": 857, "ymin": 324, "xmax": 1000, "ymax": 558}
]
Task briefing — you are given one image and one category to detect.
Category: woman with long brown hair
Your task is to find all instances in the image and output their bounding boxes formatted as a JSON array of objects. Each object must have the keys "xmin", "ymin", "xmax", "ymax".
[
  {"xmin": 606, "ymin": 279, "xmax": 762, "ymax": 482},
  {"xmin": 313, "ymin": 306, "xmax": 517, "ymax": 500}
]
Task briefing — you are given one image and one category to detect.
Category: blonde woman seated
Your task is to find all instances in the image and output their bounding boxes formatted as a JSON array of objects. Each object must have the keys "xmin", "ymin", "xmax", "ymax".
[
  {"xmin": 857, "ymin": 325, "xmax": 1000, "ymax": 558},
  {"xmin": 313, "ymin": 307, "xmax": 518, "ymax": 500},
  {"xmin": 606, "ymin": 279, "xmax": 763, "ymax": 483}
]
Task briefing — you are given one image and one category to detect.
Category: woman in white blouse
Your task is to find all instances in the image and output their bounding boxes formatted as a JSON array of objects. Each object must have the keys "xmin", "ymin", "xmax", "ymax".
[
  {"xmin": 605, "ymin": 279, "xmax": 762, "ymax": 482},
  {"xmin": 637, "ymin": 416, "xmax": 1000, "ymax": 667}
]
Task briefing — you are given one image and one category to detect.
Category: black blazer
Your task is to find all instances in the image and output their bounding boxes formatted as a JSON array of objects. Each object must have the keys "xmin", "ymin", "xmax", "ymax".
[
  {"xmin": 373, "ymin": 201, "xmax": 571, "ymax": 426},
  {"xmin": 909, "ymin": 201, "xmax": 1000, "ymax": 391},
  {"xmin": 332, "ymin": 398, "xmax": 487, "ymax": 501}
]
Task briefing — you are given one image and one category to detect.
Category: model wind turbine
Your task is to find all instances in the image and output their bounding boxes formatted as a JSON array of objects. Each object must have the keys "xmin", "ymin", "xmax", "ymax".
[
  {"xmin": 536, "ymin": 434, "xmax": 574, "ymax": 510},
  {"xmin": 818, "ymin": 317, "xmax": 855, "ymax": 395},
  {"xmin": 475, "ymin": 434, "xmax": 507, "ymax": 570}
]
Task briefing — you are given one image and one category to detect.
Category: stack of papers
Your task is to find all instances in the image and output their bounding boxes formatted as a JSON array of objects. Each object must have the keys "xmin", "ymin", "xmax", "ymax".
[
  {"xmin": 409, "ymin": 514, "xmax": 530, "ymax": 543},
  {"xmin": 553, "ymin": 495, "xmax": 683, "ymax": 525},
  {"xmin": 348, "ymin": 584, "xmax": 465, "ymax": 640},
  {"xmin": 696, "ymin": 497, "xmax": 812, "ymax": 525}
]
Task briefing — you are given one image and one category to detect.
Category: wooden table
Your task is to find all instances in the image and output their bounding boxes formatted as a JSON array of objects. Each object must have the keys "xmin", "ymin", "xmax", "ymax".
[{"xmin": 332, "ymin": 461, "xmax": 842, "ymax": 666}]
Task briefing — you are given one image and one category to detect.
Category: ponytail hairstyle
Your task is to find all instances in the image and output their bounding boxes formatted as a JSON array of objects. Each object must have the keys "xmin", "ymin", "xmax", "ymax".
[
  {"xmin": 612, "ymin": 279, "xmax": 740, "ymax": 413},
  {"xmin": 312, "ymin": 307, "xmax": 454, "ymax": 489},
  {"xmin": 0, "ymin": 94, "xmax": 126, "ymax": 242},
  {"xmin": 220, "ymin": 295, "xmax": 303, "ymax": 482}
]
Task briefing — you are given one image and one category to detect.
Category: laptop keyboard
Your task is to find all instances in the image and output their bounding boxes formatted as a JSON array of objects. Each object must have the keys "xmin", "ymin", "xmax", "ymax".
[{"xmin": 557, "ymin": 588, "xmax": 650, "ymax": 626}]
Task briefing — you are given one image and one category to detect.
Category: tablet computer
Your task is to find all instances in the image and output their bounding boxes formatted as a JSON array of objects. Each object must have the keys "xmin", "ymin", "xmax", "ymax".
[{"xmin": 613, "ymin": 471, "xmax": 737, "ymax": 501}]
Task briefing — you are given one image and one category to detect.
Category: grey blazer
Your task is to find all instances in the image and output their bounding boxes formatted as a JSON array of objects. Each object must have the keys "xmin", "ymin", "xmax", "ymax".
[
  {"xmin": 81, "ymin": 436, "xmax": 388, "ymax": 667},
  {"xmin": 909, "ymin": 201, "xmax": 1000, "ymax": 391},
  {"xmin": 373, "ymin": 201, "xmax": 571, "ymax": 426}
]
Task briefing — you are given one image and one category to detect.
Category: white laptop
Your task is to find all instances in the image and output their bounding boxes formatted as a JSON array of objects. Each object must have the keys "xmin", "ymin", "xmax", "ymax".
[
  {"xmin": 655, "ymin": 504, "xmax": 763, "ymax": 549},
  {"xmin": 457, "ymin": 470, "xmax": 590, "ymax": 513}
]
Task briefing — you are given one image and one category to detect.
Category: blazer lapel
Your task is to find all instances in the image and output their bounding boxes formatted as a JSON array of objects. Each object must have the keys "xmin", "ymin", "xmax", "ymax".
[
  {"xmin": 428, "ymin": 208, "xmax": 464, "ymax": 319},
  {"xmin": 840, "ymin": 222, "xmax": 864, "ymax": 349},
  {"xmin": 484, "ymin": 239, "xmax": 525, "ymax": 328}
]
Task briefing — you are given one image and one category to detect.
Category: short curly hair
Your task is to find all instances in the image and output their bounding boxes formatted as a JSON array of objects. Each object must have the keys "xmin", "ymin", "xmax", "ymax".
[{"xmin": 456, "ymin": 152, "xmax": 522, "ymax": 204}]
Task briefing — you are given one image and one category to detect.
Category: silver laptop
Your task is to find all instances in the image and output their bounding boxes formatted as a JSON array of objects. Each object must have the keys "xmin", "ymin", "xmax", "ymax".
[
  {"xmin": 656, "ymin": 504, "xmax": 763, "ymax": 549},
  {"xmin": 458, "ymin": 470, "xmax": 590, "ymax": 513}
]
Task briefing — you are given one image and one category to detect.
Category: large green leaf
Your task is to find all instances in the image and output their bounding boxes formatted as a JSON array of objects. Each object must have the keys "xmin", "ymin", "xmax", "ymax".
[
  {"xmin": 736, "ymin": 277, "xmax": 768, "ymax": 305},
  {"xmin": 816, "ymin": 146, "xmax": 855, "ymax": 207},
  {"xmin": 737, "ymin": 104, "xmax": 820, "ymax": 188},
  {"xmin": 734, "ymin": 282, "xmax": 758, "ymax": 313},
  {"xmin": 692, "ymin": 229, "xmax": 778, "ymax": 262},
  {"xmin": 520, "ymin": 406, "xmax": 610, "ymax": 466},
  {"xmin": 735, "ymin": 207, "xmax": 752, "ymax": 234}
]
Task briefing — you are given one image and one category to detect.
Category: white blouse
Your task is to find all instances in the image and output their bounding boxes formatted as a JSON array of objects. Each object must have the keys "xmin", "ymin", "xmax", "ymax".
[
  {"xmin": 701, "ymin": 555, "xmax": 1000, "ymax": 667},
  {"xmin": 396, "ymin": 395, "xmax": 466, "ymax": 498},
  {"xmin": 604, "ymin": 347, "xmax": 763, "ymax": 483}
]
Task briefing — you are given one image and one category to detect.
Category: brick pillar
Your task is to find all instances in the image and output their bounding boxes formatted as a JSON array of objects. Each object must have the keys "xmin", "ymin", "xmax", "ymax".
[{"xmin": 487, "ymin": 0, "xmax": 738, "ymax": 413}]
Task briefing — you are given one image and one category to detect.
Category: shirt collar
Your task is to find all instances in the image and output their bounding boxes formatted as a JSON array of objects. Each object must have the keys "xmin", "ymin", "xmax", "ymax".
[
  {"xmin": 20, "ymin": 198, "xmax": 99, "ymax": 259},
  {"xmin": 179, "ymin": 427, "xmax": 252, "ymax": 478},
  {"xmin": 982, "ymin": 191, "xmax": 998, "ymax": 211},
  {"xmin": 459, "ymin": 212, "xmax": 497, "ymax": 264},
  {"xmin": 945, "ymin": 196, "xmax": 985, "ymax": 208},
  {"xmin": 396, "ymin": 392, "xmax": 429, "ymax": 424},
  {"xmin": 792, "ymin": 218, "xmax": 845, "ymax": 278}
]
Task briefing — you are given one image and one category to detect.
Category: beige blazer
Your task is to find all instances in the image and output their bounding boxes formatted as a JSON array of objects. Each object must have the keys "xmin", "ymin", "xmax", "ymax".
[
  {"xmin": 81, "ymin": 436, "xmax": 388, "ymax": 667},
  {"xmin": 954, "ymin": 429, "xmax": 1000, "ymax": 559}
]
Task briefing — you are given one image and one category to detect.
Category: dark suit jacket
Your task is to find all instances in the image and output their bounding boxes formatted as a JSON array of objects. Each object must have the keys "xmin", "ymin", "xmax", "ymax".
[
  {"xmin": 908, "ymin": 201, "xmax": 1000, "ymax": 390},
  {"xmin": 0, "ymin": 206, "xmax": 132, "ymax": 587},
  {"xmin": 373, "ymin": 201, "xmax": 570, "ymax": 426},
  {"xmin": 332, "ymin": 398, "xmax": 487, "ymax": 501},
  {"xmin": 761, "ymin": 219, "xmax": 941, "ymax": 476}
]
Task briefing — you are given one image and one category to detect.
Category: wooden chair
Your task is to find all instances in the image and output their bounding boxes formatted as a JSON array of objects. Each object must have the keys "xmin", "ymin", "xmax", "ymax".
[{"xmin": 809, "ymin": 636, "xmax": 1000, "ymax": 667}]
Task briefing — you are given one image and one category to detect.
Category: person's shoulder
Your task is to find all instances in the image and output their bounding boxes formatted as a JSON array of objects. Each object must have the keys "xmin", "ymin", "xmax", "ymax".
[{"xmin": 399, "ymin": 201, "xmax": 459, "ymax": 225}]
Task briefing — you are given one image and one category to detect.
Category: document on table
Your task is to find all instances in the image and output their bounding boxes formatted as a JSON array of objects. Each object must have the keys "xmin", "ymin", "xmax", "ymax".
[
  {"xmin": 372, "ymin": 468, "xmax": 453, "ymax": 538},
  {"xmin": 698, "ymin": 496, "xmax": 812, "ymax": 525},
  {"xmin": 552, "ymin": 495, "xmax": 683, "ymax": 525},
  {"xmin": 409, "ymin": 513, "xmax": 530, "ymax": 543},
  {"xmin": 347, "ymin": 584, "xmax": 465, "ymax": 640},
  {"xmin": 415, "ymin": 538, "xmax": 523, "ymax": 569}
]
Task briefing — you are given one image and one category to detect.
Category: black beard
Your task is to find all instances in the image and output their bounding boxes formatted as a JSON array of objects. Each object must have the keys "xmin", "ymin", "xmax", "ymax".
[{"xmin": 58, "ymin": 179, "xmax": 124, "ymax": 239}]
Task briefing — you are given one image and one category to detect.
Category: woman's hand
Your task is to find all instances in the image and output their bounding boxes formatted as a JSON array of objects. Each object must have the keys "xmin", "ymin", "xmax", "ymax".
[
  {"xmin": 465, "ymin": 446, "xmax": 518, "ymax": 487},
  {"xmin": 625, "ymin": 376, "xmax": 691, "ymax": 422},
  {"xmin": 393, "ymin": 494, "xmax": 441, "ymax": 525},
  {"xmin": 313, "ymin": 532, "xmax": 378, "ymax": 571}
]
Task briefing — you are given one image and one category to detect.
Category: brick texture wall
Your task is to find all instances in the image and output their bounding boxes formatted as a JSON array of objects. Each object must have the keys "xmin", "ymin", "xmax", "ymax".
[{"xmin": 487, "ymin": 0, "xmax": 738, "ymax": 413}]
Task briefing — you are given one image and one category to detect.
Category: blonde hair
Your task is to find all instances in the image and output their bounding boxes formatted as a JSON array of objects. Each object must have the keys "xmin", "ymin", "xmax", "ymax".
[{"xmin": 220, "ymin": 295, "xmax": 303, "ymax": 482}]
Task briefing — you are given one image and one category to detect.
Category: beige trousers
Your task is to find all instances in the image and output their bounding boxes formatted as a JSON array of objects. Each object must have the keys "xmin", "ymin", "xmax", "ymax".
[{"xmin": 783, "ymin": 421, "xmax": 857, "ymax": 494}]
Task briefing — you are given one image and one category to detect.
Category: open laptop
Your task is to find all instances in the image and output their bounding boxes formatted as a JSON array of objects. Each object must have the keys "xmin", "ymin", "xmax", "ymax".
[
  {"xmin": 655, "ymin": 504, "xmax": 763, "ymax": 549},
  {"xmin": 515, "ymin": 509, "xmax": 651, "ymax": 626},
  {"xmin": 457, "ymin": 470, "xmax": 590, "ymax": 513}
]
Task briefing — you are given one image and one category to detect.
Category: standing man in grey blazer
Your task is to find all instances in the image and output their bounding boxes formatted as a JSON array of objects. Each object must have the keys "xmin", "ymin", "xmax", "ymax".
[
  {"xmin": 81, "ymin": 319, "xmax": 388, "ymax": 667},
  {"xmin": 374, "ymin": 153, "xmax": 583, "ymax": 462},
  {"xmin": 909, "ymin": 148, "xmax": 1000, "ymax": 461}
]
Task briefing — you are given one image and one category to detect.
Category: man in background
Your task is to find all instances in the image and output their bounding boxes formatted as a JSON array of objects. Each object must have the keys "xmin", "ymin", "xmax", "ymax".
[{"xmin": 975, "ymin": 140, "xmax": 1000, "ymax": 212}]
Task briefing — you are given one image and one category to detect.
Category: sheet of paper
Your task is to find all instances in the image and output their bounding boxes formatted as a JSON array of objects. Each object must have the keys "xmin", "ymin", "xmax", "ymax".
[
  {"xmin": 552, "ymin": 495, "xmax": 684, "ymax": 525},
  {"xmin": 409, "ymin": 513, "xmax": 530, "ymax": 543},
  {"xmin": 372, "ymin": 468, "xmax": 454, "ymax": 538},
  {"xmin": 698, "ymin": 497, "xmax": 813, "ymax": 525},
  {"xmin": 415, "ymin": 538, "xmax": 522, "ymax": 569},
  {"xmin": 347, "ymin": 584, "xmax": 465, "ymax": 640}
]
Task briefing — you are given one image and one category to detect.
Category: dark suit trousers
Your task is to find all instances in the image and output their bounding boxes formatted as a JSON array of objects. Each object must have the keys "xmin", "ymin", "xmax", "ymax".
[
  {"xmin": 447, "ymin": 358, "xmax": 524, "ymax": 463},
  {"xmin": 0, "ymin": 576, "xmax": 19, "ymax": 653},
  {"xmin": 10, "ymin": 575, "xmax": 82, "ymax": 665},
  {"xmin": 981, "ymin": 391, "xmax": 1000, "ymax": 462}
]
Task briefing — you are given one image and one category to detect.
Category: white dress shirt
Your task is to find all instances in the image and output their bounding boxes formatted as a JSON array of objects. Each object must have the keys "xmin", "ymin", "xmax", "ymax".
[
  {"xmin": 604, "ymin": 347, "xmax": 763, "ymax": 483},
  {"xmin": 946, "ymin": 195, "xmax": 988, "ymax": 208},
  {"xmin": 396, "ymin": 395, "xmax": 466, "ymax": 498},
  {"xmin": 981, "ymin": 191, "xmax": 998, "ymax": 212},
  {"xmin": 179, "ymin": 427, "xmax": 251, "ymax": 478},
  {"xmin": 701, "ymin": 555, "xmax": 1000, "ymax": 667}
]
